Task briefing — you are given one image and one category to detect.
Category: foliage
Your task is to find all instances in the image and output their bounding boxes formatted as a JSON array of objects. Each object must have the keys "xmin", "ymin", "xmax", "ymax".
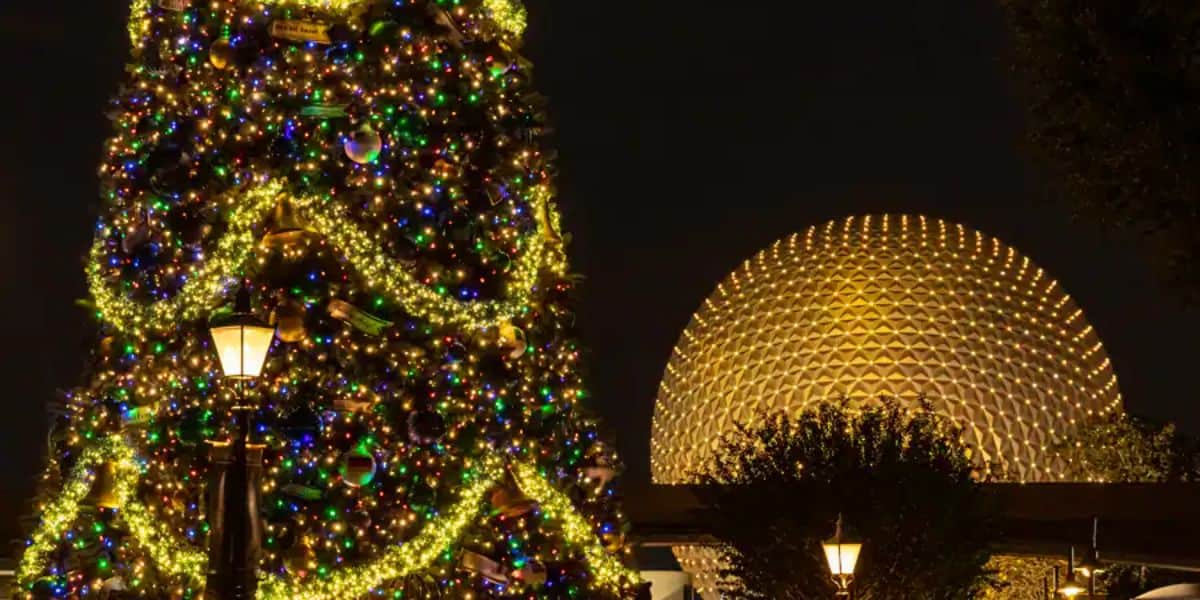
[
  {"xmin": 980, "ymin": 556, "xmax": 1057, "ymax": 600},
  {"xmin": 1058, "ymin": 412, "xmax": 1200, "ymax": 483},
  {"xmin": 1000, "ymin": 0, "xmax": 1200, "ymax": 298},
  {"xmin": 1058, "ymin": 413, "xmax": 1200, "ymax": 597},
  {"xmin": 696, "ymin": 400, "xmax": 997, "ymax": 599},
  {"xmin": 1104, "ymin": 565, "xmax": 1199, "ymax": 599}
]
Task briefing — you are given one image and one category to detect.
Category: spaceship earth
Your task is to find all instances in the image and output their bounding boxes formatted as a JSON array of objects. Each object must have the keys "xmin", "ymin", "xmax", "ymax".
[{"xmin": 651, "ymin": 214, "xmax": 1123, "ymax": 485}]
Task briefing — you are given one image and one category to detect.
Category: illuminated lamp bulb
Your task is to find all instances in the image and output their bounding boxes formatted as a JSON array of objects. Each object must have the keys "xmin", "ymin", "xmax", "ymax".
[
  {"xmin": 822, "ymin": 514, "xmax": 862, "ymax": 597},
  {"xmin": 209, "ymin": 287, "xmax": 275, "ymax": 380},
  {"xmin": 1058, "ymin": 547, "xmax": 1086, "ymax": 597}
]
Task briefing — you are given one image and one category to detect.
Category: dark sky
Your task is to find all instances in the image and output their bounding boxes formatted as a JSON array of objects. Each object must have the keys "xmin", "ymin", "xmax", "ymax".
[{"xmin": 2, "ymin": 0, "xmax": 1199, "ymax": 536}]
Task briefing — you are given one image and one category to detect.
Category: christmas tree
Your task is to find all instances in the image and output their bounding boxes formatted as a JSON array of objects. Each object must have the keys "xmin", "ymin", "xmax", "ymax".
[{"xmin": 16, "ymin": 1, "xmax": 639, "ymax": 598}]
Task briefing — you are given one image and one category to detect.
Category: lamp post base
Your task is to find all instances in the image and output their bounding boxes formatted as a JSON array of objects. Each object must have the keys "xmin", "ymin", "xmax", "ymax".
[{"xmin": 204, "ymin": 408, "xmax": 264, "ymax": 600}]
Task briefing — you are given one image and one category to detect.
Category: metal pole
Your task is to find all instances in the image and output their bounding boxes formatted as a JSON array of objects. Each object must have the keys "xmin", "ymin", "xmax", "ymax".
[
  {"xmin": 228, "ymin": 382, "xmax": 253, "ymax": 600},
  {"xmin": 206, "ymin": 380, "xmax": 260, "ymax": 600}
]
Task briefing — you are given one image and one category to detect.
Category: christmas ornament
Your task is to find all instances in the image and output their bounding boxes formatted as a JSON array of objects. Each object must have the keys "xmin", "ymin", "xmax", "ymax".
[
  {"xmin": 120, "ymin": 404, "xmax": 155, "ymax": 427},
  {"xmin": 511, "ymin": 562, "xmax": 548, "ymax": 587},
  {"xmin": 407, "ymin": 482, "xmax": 436, "ymax": 511},
  {"xmin": 281, "ymin": 403, "xmax": 320, "ymax": 443},
  {"xmin": 489, "ymin": 483, "xmax": 537, "ymax": 518},
  {"xmin": 343, "ymin": 125, "xmax": 383, "ymax": 165},
  {"xmin": 328, "ymin": 299, "xmax": 393, "ymax": 336},
  {"xmin": 100, "ymin": 575, "xmax": 127, "ymax": 591},
  {"xmin": 407, "ymin": 410, "xmax": 445, "ymax": 445},
  {"xmin": 334, "ymin": 397, "xmax": 373, "ymax": 414},
  {"xmin": 97, "ymin": 335, "xmax": 116, "ymax": 360},
  {"xmin": 88, "ymin": 462, "xmax": 120, "ymax": 510},
  {"xmin": 209, "ymin": 39, "xmax": 235, "ymax": 70},
  {"xmin": 121, "ymin": 221, "xmax": 151, "ymax": 254},
  {"xmin": 583, "ymin": 465, "xmax": 617, "ymax": 488},
  {"xmin": 368, "ymin": 19, "xmax": 400, "ymax": 39},
  {"xmin": 271, "ymin": 298, "xmax": 308, "ymax": 343},
  {"xmin": 269, "ymin": 20, "xmax": 332, "ymax": 44},
  {"xmin": 261, "ymin": 197, "xmax": 312, "ymax": 250},
  {"xmin": 176, "ymin": 407, "xmax": 211, "ymax": 446},
  {"xmin": 602, "ymin": 531, "xmax": 625, "ymax": 553},
  {"xmin": 498, "ymin": 321, "xmax": 528, "ymax": 360},
  {"xmin": 583, "ymin": 445, "xmax": 618, "ymax": 487},
  {"xmin": 281, "ymin": 484, "xmax": 323, "ymax": 501},
  {"xmin": 459, "ymin": 550, "xmax": 507, "ymax": 584},
  {"xmin": 339, "ymin": 449, "xmax": 376, "ymax": 487},
  {"xmin": 300, "ymin": 104, "xmax": 348, "ymax": 119},
  {"xmin": 283, "ymin": 538, "xmax": 316, "ymax": 575}
]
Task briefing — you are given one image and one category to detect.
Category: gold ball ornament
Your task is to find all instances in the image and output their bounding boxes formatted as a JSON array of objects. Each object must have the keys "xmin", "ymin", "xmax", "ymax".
[
  {"xmin": 271, "ymin": 298, "xmax": 308, "ymax": 343},
  {"xmin": 344, "ymin": 125, "xmax": 383, "ymax": 164},
  {"xmin": 88, "ymin": 461, "xmax": 121, "ymax": 509},
  {"xmin": 283, "ymin": 538, "xmax": 316, "ymax": 575},
  {"xmin": 209, "ymin": 39, "xmax": 236, "ymax": 70},
  {"xmin": 498, "ymin": 322, "xmax": 527, "ymax": 360},
  {"xmin": 338, "ymin": 449, "xmax": 377, "ymax": 487}
]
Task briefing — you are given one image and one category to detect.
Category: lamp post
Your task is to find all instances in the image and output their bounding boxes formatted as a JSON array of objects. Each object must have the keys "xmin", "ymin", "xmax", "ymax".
[
  {"xmin": 823, "ymin": 514, "xmax": 862, "ymax": 598},
  {"xmin": 205, "ymin": 286, "xmax": 275, "ymax": 600},
  {"xmin": 1057, "ymin": 547, "xmax": 1086, "ymax": 598},
  {"xmin": 1076, "ymin": 517, "xmax": 1105, "ymax": 597}
]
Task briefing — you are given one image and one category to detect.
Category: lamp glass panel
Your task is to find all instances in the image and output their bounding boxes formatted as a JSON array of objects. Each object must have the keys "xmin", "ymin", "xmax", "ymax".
[
  {"xmin": 211, "ymin": 323, "xmax": 275, "ymax": 378},
  {"xmin": 822, "ymin": 542, "xmax": 861, "ymax": 576}
]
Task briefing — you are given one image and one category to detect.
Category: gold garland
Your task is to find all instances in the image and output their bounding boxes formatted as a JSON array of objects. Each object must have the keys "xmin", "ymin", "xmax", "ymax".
[
  {"xmin": 127, "ymin": 0, "xmax": 528, "ymax": 51},
  {"xmin": 16, "ymin": 437, "xmax": 207, "ymax": 586},
  {"xmin": 18, "ymin": 438, "xmax": 640, "ymax": 597},
  {"xmin": 87, "ymin": 179, "xmax": 278, "ymax": 337},
  {"xmin": 88, "ymin": 180, "xmax": 566, "ymax": 336},
  {"xmin": 512, "ymin": 463, "xmax": 640, "ymax": 591}
]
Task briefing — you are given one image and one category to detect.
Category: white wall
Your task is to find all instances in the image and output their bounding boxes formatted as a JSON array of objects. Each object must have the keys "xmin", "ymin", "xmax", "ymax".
[{"xmin": 642, "ymin": 571, "xmax": 694, "ymax": 600}]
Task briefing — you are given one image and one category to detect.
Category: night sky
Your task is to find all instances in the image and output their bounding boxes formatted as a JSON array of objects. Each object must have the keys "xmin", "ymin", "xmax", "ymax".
[{"xmin": 2, "ymin": 0, "xmax": 1200, "ymax": 540}]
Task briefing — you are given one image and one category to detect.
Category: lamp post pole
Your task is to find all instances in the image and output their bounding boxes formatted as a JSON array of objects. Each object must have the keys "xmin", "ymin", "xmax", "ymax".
[{"xmin": 205, "ymin": 287, "xmax": 273, "ymax": 600}]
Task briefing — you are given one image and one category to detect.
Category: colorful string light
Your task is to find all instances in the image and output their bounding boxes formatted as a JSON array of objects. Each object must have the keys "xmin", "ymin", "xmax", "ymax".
[
  {"xmin": 19, "ymin": 439, "xmax": 638, "ymax": 599},
  {"xmin": 23, "ymin": 0, "xmax": 633, "ymax": 596},
  {"xmin": 88, "ymin": 181, "xmax": 565, "ymax": 337}
]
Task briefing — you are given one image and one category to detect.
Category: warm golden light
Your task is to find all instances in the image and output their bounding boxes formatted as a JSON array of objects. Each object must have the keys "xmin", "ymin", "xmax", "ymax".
[
  {"xmin": 209, "ymin": 289, "xmax": 275, "ymax": 380},
  {"xmin": 652, "ymin": 214, "xmax": 1123, "ymax": 485},
  {"xmin": 1058, "ymin": 581, "xmax": 1085, "ymax": 597},
  {"xmin": 655, "ymin": 215, "xmax": 1125, "ymax": 593},
  {"xmin": 823, "ymin": 540, "xmax": 862, "ymax": 578}
]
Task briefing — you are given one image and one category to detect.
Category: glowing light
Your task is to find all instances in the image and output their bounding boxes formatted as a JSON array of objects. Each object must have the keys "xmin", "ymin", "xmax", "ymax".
[
  {"xmin": 127, "ymin": 0, "xmax": 529, "ymax": 54},
  {"xmin": 652, "ymin": 214, "xmax": 1122, "ymax": 485},
  {"xmin": 89, "ymin": 182, "xmax": 566, "ymax": 337},
  {"xmin": 20, "ymin": 437, "xmax": 638, "ymax": 599}
]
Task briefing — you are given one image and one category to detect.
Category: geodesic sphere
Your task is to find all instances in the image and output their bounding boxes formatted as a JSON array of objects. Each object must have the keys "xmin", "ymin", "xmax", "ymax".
[{"xmin": 651, "ymin": 214, "xmax": 1123, "ymax": 484}]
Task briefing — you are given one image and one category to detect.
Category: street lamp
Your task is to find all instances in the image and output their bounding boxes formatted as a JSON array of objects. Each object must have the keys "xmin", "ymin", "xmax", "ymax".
[
  {"xmin": 1057, "ymin": 547, "xmax": 1086, "ymax": 598},
  {"xmin": 823, "ymin": 514, "xmax": 862, "ymax": 598},
  {"xmin": 1076, "ymin": 517, "xmax": 1105, "ymax": 597},
  {"xmin": 209, "ymin": 287, "xmax": 276, "ymax": 380},
  {"xmin": 205, "ymin": 286, "xmax": 275, "ymax": 600}
]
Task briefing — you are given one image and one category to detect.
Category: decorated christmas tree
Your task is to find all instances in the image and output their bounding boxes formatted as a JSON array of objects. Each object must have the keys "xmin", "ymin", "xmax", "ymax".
[{"xmin": 17, "ymin": 1, "xmax": 640, "ymax": 598}]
